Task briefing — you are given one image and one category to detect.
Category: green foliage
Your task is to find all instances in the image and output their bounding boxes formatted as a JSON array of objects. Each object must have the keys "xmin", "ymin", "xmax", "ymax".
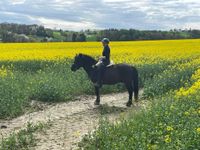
[
  {"xmin": 143, "ymin": 58, "xmax": 199, "ymax": 97},
  {"xmin": 0, "ymin": 75, "xmax": 30, "ymax": 119},
  {"xmin": 0, "ymin": 122, "xmax": 48, "ymax": 150},
  {"xmin": 96, "ymin": 29, "xmax": 200, "ymax": 41},
  {"xmin": 79, "ymin": 94, "xmax": 200, "ymax": 150},
  {"xmin": 0, "ymin": 60, "xmax": 93, "ymax": 118},
  {"xmin": 53, "ymin": 31, "xmax": 64, "ymax": 41}
]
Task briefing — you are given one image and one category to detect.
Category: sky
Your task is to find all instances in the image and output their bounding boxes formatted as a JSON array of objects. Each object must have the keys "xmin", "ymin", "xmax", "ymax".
[{"xmin": 0, "ymin": 0, "xmax": 200, "ymax": 31}]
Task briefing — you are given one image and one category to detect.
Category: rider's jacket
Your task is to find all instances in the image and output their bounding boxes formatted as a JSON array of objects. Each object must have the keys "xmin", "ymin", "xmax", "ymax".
[{"xmin": 102, "ymin": 45, "xmax": 110, "ymax": 65}]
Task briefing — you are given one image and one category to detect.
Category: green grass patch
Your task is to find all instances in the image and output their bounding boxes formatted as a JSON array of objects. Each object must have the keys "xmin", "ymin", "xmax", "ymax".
[
  {"xmin": 78, "ymin": 93, "xmax": 200, "ymax": 149},
  {"xmin": 0, "ymin": 122, "xmax": 49, "ymax": 150}
]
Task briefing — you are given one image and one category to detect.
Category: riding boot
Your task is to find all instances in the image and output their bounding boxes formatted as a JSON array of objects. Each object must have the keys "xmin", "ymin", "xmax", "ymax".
[
  {"xmin": 95, "ymin": 64, "xmax": 104, "ymax": 88},
  {"xmin": 96, "ymin": 69, "xmax": 103, "ymax": 88}
]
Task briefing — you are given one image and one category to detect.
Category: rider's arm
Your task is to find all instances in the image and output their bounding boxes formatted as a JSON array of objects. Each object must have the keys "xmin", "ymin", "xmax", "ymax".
[{"xmin": 102, "ymin": 46, "xmax": 110, "ymax": 60}]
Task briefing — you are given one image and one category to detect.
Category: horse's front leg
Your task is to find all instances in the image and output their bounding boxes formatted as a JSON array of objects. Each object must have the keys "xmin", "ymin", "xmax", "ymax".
[
  {"xmin": 94, "ymin": 86, "xmax": 100, "ymax": 105},
  {"xmin": 126, "ymin": 84, "xmax": 133, "ymax": 107}
]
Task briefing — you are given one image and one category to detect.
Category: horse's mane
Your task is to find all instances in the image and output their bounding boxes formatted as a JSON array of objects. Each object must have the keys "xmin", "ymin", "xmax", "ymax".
[{"xmin": 80, "ymin": 53, "xmax": 97, "ymax": 65}]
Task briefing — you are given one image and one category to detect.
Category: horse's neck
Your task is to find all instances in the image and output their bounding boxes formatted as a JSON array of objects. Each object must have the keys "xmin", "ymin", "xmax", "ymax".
[
  {"xmin": 83, "ymin": 65, "xmax": 95, "ymax": 78},
  {"xmin": 82, "ymin": 55, "xmax": 97, "ymax": 79}
]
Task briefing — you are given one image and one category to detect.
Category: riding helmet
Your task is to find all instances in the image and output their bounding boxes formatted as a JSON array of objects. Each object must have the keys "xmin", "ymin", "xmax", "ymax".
[{"xmin": 101, "ymin": 38, "xmax": 110, "ymax": 44}]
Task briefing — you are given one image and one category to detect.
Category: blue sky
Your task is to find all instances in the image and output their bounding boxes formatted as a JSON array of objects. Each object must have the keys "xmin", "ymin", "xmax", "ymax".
[{"xmin": 0, "ymin": 0, "xmax": 200, "ymax": 30}]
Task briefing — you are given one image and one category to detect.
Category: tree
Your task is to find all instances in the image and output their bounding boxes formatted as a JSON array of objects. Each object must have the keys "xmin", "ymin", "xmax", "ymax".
[
  {"xmin": 77, "ymin": 33, "xmax": 86, "ymax": 42},
  {"xmin": 72, "ymin": 33, "xmax": 77, "ymax": 42},
  {"xmin": 36, "ymin": 26, "xmax": 47, "ymax": 37}
]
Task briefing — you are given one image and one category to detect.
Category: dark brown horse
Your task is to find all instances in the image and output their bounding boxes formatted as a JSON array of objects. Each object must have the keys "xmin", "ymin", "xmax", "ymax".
[{"xmin": 71, "ymin": 53, "xmax": 139, "ymax": 107}]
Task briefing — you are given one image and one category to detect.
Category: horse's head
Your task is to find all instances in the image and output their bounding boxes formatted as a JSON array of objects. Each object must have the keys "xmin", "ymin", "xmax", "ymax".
[
  {"xmin": 71, "ymin": 53, "xmax": 97, "ymax": 72},
  {"xmin": 71, "ymin": 54, "xmax": 83, "ymax": 71}
]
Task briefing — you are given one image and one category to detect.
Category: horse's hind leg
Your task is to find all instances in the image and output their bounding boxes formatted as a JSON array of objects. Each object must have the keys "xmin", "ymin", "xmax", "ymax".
[
  {"xmin": 133, "ymin": 80, "xmax": 139, "ymax": 102},
  {"xmin": 125, "ymin": 84, "xmax": 133, "ymax": 107},
  {"xmin": 134, "ymin": 88, "xmax": 139, "ymax": 102},
  {"xmin": 94, "ymin": 86, "xmax": 100, "ymax": 105}
]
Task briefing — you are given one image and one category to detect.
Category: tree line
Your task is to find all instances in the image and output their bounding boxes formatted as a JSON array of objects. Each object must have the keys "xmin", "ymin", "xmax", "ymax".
[
  {"xmin": 0, "ymin": 23, "xmax": 200, "ymax": 43},
  {"xmin": 0, "ymin": 23, "xmax": 86, "ymax": 42},
  {"xmin": 95, "ymin": 29, "xmax": 200, "ymax": 41}
]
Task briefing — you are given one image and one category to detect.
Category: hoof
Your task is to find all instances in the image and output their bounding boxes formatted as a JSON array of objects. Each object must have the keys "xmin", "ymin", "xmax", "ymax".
[
  {"xmin": 94, "ymin": 101, "xmax": 100, "ymax": 105},
  {"xmin": 126, "ymin": 102, "xmax": 132, "ymax": 107}
]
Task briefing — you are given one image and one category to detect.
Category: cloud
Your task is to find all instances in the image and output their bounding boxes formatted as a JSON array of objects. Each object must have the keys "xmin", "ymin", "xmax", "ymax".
[
  {"xmin": 32, "ymin": 17, "xmax": 98, "ymax": 30},
  {"xmin": 10, "ymin": 0, "xmax": 26, "ymax": 5},
  {"xmin": 0, "ymin": 0, "xmax": 200, "ymax": 30}
]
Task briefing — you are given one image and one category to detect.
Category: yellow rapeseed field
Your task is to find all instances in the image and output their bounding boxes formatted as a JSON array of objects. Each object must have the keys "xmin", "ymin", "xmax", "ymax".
[{"xmin": 1, "ymin": 39, "xmax": 200, "ymax": 65}]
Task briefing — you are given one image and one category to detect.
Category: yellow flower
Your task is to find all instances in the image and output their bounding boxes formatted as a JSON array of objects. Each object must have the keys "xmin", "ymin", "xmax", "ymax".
[
  {"xmin": 184, "ymin": 111, "xmax": 190, "ymax": 116},
  {"xmin": 176, "ymin": 79, "xmax": 200, "ymax": 98},
  {"xmin": 164, "ymin": 135, "xmax": 171, "ymax": 143},
  {"xmin": 147, "ymin": 144, "xmax": 158, "ymax": 150},
  {"xmin": 166, "ymin": 126, "xmax": 174, "ymax": 131},
  {"xmin": 0, "ymin": 67, "xmax": 9, "ymax": 78},
  {"xmin": 197, "ymin": 128, "xmax": 200, "ymax": 133},
  {"xmin": 192, "ymin": 69, "xmax": 200, "ymax": 81},
  {"xmin": 74, "ymin": 130, "xmax": 81, "ymax": 137}
]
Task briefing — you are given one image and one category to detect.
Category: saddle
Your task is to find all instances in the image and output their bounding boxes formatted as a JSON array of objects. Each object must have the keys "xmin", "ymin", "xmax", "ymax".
[{"xmin": 94, "ymin": 60, "xmax": 114, "ymax": 68}]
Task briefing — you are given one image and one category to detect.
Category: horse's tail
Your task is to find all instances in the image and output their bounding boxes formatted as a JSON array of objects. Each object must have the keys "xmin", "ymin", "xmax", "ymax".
[{"xmin": 132, "ymin": 67, "xmax": 139, "ymax": 101}]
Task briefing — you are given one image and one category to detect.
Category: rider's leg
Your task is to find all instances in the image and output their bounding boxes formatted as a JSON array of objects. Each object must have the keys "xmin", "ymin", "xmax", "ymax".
[{"xmin": 96, "ymin": 64, "xmax": 104, "ymax": 88}]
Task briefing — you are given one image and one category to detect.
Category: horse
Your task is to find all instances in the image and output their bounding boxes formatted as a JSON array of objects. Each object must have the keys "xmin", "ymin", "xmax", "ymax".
[{"xmin": 71, "ymin": 53, "xmax": 139, "ymax": 107}]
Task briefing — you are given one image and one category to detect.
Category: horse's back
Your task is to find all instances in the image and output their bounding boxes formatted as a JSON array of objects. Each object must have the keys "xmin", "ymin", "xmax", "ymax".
[
  {"xmin": 103, "ymin": 63, "xmax": 137, "ymax": 84},
  {"xmin": 106, "ymin": 63, "xmax": 135, "ymax": 70}
]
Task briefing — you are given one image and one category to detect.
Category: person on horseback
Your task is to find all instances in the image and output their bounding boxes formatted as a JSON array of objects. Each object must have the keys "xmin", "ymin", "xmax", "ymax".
[{"xmin": 95, "ymin": 38, "xmax": 110, "ymax": 87}]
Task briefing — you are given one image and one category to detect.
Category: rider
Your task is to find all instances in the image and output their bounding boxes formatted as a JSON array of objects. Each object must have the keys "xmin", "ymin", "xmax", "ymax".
[{"xmin": 95, "ymin": 38, "xmax": 110, "ymax": 87}]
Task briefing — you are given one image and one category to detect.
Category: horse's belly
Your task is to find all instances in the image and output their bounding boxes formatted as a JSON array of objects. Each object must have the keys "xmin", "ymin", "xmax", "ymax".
[
  {"xmin": 102, "ymin": 65, "xmax": 134, "ymax": 84},
  {"xmin": 103, "ymin": 79, "xmax": 121, "ymax": 85},
  {"xmin": 102, "ymin": 70, "xmax": 121, "ymax": 84}
]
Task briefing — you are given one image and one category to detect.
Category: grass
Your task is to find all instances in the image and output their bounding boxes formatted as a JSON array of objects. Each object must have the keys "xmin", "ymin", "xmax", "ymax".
[
  {"xmin": 79, "ymin": 94, "xmax": 200, "ymax": 149},
  {"xmin": 0, "ymin": 122, "xmax": 49, "ymax": 150}
]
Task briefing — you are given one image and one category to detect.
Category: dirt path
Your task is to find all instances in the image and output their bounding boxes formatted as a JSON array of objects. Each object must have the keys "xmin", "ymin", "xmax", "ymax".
[{"xmin": 0, "ymin": 91, "xmax": 148, "ymax": 150}]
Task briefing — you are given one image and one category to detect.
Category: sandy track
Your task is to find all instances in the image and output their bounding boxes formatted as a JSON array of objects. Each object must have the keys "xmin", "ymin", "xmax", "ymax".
[{"xmin": 0, "ymin": 91, "xmax": 147, "ymax": 150}]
